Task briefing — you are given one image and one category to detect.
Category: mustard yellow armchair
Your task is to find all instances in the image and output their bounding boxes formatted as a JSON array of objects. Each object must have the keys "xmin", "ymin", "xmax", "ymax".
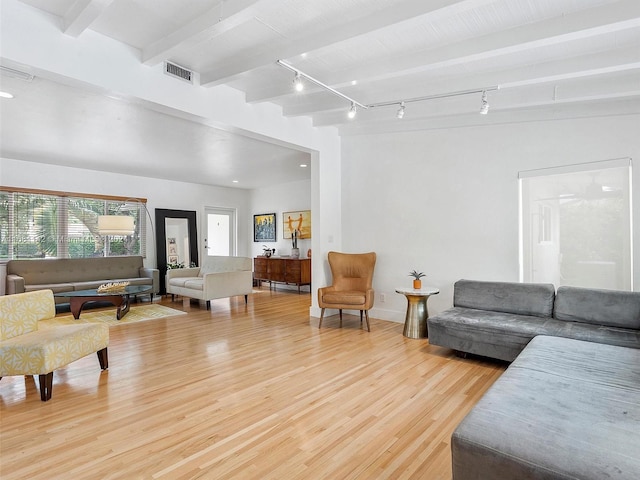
[
  {"xmin": 0, "ymin": 290, "xmax": 109, "ymax": 401},
  {"xmin": 318, "ymin": 251, "xmax": 377, "ymax": 331}
]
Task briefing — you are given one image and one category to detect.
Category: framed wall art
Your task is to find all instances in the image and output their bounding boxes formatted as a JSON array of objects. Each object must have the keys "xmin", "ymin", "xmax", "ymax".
[
  {"xmin": 283, "ymin": 210, "xmax": 311, "ymax": 239},
  {"xmin": 254, "ymin": 213, "xmax": 277, "ymax": 242}
]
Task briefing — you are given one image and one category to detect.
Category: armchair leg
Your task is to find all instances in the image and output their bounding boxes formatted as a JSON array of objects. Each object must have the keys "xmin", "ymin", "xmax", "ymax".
[
  {"xmin": 339, "ymin": 309, "xmax": 343, "ymax": 327},
  {"xmin": 97, "ymin": 347, "xmax": 109, "ymax": 370},
  {"xmin": 39, "ymin": 372, "xmax": 53, "ymax": 401},
  {"xmin": 364, "ymin": 311, "xmax": 371, "ymax": 332},
  {"xmin": 360, "ymin": 310, "xmax": 363, "ymax": 324},
  {"xmin": 319, "ymin": 308, "xmax": 325, "ymax": 328},
  {"xmin": 206, "ymin": 300, "xmax": 211, "ymax": 310},
  {"xmin": 244, "ymin": 294, "xmax": 248, "ymax": 304}
]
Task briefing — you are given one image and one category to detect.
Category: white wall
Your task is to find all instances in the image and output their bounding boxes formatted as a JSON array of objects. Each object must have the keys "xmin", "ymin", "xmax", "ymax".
[
  {"xmin": 341, "ymin": 114, "xmax": 640, "ymax": 323},
  {"xmin": 249, "ymin": 179, "xmax": 312, "ymax": 259},
  {"xmin": 247, "ymin": 179, "xmax": 312, "ymax": 293},
  {"xmin": 0, "ymin": 157, "xmax": 252, "ymax": 267}
]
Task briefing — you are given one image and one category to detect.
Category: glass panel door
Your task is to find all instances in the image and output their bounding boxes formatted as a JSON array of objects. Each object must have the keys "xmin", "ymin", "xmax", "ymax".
[
  {"xmin": 520, "ymin": 159, "xmax": 632, "ymax": 290},
  {"xmin": 204, "ymin": 207, "xmax": 236, "ymax": 256}
]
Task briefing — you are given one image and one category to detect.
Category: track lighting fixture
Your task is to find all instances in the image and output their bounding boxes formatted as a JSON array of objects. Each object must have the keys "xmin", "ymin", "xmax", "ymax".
[
  {"xmin": 277, "ymin": 59, "xmax": 499, "ymax": 121},
  {"xmin": 277, "ymin": 60, "xmax": 367, "ymax": 115},
  {"xmin": 479, "ymin": 91, "xmax": 489, "ymax": 115},
  {"xmin": 348, "ymin": 102, "xmax": 357, "ymax": 119}
]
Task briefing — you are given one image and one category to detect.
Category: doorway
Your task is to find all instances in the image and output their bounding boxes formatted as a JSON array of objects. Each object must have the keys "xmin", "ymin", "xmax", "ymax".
[{"xmin": 204, "ymin": 207, "xmax": 236, "ymax": 257}]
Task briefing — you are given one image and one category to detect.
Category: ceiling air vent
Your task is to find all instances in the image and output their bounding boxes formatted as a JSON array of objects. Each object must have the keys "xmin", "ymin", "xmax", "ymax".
[{"xmin": 164, "ymin": 61, "xmax": 193, "ymax": 83}]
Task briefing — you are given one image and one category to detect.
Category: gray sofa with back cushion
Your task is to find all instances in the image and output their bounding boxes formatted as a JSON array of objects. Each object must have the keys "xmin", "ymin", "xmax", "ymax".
[
  {"xmin": 428, "ymin": 279, "xmax": 640, "ymax": 361},
  {"xmin": 6, "ymin": 256, "xmax": 159, "ymax": 303},
  {"xmin": 427, "ymin": 280, "xmax": 640, "ymax": 480}
]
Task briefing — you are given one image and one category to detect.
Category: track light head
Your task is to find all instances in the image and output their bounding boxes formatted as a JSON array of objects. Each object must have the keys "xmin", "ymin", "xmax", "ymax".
[
  {"xmin": 396, "ymin": 102, "xmax": 405, "ymax": 119},
  {"xmin": 293, "ymin": 73, "xmax": 304, "ymax": 92},
  {"xmin": 348, "ymin": 102, "xmax": 357, "ymax": 119},
  {"xmin": 479, "ymin": 91, "xmax": 489, "ymax": 115}
]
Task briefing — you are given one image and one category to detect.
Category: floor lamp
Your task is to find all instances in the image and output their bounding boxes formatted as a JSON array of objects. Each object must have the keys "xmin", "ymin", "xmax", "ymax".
[{"xmin": 97, "ymin": 199, "xmax": 155, "ymax": 262}]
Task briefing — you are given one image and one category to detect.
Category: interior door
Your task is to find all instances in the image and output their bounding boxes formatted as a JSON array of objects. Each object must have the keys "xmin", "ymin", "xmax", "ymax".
[{"xmin": 204, "ymin": 207, "xmax": 236, "ymax": 257}]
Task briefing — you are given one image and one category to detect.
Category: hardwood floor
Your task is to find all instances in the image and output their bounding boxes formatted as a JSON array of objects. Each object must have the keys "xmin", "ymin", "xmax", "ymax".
[{"xmin": 0, "ymin": 290, "xmax": 506, "ymax": 479}]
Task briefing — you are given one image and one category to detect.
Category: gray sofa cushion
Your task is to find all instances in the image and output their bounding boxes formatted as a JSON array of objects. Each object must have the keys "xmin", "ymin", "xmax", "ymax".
[
  {"xmin": 554, "ymin": 286, "xmax": 640, "ymax": 329},
  {"xmin": 453, "ymin": 279, "xmax": 555, "ymax": 318},
  {"xmin": 429, "ymin": 306, "xmax": 640, "ymax": 362},
  {"xmin": 452, "ymin": 336, "xmax": 640, "ymax": 480},
  {"xmin": 7, "ymin": 256, "xmax": 145, "ymax": 284}
]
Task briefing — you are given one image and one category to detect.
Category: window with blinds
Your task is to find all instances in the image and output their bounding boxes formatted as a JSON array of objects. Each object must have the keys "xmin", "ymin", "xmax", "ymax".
[{"xmin": 0, "ymin": 188, "xmax": 147, "ymax": 260}]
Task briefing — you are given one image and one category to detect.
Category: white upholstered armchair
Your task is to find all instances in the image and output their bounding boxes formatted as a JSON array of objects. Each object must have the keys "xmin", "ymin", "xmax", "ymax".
[{"xmin": 166, "ymin": 256, "xmax": 253, "ymax": 310}]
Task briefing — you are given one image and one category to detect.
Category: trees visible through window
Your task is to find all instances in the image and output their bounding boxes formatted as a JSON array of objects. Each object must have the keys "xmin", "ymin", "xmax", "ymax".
[
  {"xmin": 519, "ymin": 158, "xmax": 632, "ymax": 291},
  {"xmin": 0, "ymin": 188, "xmax": 147, "ymax": 260}
]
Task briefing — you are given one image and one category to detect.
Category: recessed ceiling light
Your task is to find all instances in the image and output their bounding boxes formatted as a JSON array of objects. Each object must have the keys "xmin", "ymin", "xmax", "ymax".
[
  {"xmin": 0, "ymin": 91, "xmax": 14, "ymax": 99},
  {"xmin": 351, "ymin": 80, "xmax": 357, "ymax": 86},
  {"xmin": 300, "ymin": 164, "xmax": 308, "ymax": 168},
  {"xmin": 232, "ymin": 180, "xmax": 239, "ymax": 183}
]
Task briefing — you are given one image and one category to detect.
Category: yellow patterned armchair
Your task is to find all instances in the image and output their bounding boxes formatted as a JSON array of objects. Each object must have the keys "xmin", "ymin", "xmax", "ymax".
[{"xmin": 0, "ymin": 290, "xmax": 109, "ymax": 401}]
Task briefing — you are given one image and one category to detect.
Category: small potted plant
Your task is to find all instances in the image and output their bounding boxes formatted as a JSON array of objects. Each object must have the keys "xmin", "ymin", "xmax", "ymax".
[{"xmin": 409, "ymin": 270, "xmax": 426, "ymax": 289}]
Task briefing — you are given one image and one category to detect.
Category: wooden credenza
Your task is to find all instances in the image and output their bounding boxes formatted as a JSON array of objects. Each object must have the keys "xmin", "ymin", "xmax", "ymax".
[{"xmin": 254, "ymin": 257, "xmax": 311, "ymax": 293}]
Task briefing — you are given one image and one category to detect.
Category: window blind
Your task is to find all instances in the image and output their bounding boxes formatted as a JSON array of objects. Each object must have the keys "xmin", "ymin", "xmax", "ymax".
[{"xmin": 0, "ymin": 188, "xmax": 148, "ymax": 260}]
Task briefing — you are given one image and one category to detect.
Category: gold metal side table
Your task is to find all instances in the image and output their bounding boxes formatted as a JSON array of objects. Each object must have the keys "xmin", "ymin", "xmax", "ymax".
[{"xmin": 395, "ymin": 286, "xmax": 440, "ymax": 339}]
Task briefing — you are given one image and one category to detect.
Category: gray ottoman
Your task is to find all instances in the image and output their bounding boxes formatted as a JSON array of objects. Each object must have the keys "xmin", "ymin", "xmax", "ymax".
[{"xmin": 452, "ymin": 335, "xmax": 640, "ymax": 479}]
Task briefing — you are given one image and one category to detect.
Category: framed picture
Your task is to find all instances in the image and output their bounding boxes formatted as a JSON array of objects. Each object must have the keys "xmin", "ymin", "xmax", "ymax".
[
  {"xmin": 254, "ymin": 213, "xmax": 276, "ymax": 242},
  {"xmin": 283, "ymin": 210, "xmax": 311, "ymax": 239},
  {"xmin": 168, "ymin": 255, "xmax": 178, "ymax": 264},
  {"xmin": 167, "ymin": 237, "xmax": 177, "ymax": 255}
]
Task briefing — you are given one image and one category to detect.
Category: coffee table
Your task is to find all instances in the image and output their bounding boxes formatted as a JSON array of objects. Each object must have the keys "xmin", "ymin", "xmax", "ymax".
[{"xmin": 54, "ymin": 285, "xmax": 153, "ymax": 320}]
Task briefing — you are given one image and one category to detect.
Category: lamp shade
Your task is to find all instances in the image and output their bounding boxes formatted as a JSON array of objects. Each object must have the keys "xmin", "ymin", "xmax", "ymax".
[{"xmin": 98, "ymin": 215, "xmax": 135, "ymax": 236}]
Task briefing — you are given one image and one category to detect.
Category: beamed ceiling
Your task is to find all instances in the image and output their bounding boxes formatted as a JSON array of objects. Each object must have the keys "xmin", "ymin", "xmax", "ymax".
[{"xmin": 1, "ymin": 0, "xmax": 639, "ymax": 187}]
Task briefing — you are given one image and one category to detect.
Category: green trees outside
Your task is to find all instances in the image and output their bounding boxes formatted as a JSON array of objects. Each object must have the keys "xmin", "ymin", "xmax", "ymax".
[{"xmin": 0, "ymin": 191, "xmax": 141, "ymax": 259}]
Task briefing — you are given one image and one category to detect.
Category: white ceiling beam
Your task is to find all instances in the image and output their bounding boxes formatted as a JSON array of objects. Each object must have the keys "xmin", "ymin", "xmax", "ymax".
[
  {"xmin": 277, "ymin": 46, "xmax": 640, "ymax": 116},
  {"xmin": 246, "ymin": 4, "xmax": 640, "ymax": 103},
  {"xmin": 313, "ymin": 86, "xmax": 640, "ymax": 128},
  {"xmin": 63, "ymin": 0, "xmax": 114, "ymax": 38},
  {"xmin": 141, "ymin": 0, "xmax": 262, "ymax": 66},
  {"xmin": 337, "ymin": 98, "xmax": 640, "ymax": 136},
  {"xmin": 323, "ymin": 0, "xmax": 640, "ymax": 89},
  {"xmin": 199, "ymin": 0, "xmax": 497, "ymax": 86}
]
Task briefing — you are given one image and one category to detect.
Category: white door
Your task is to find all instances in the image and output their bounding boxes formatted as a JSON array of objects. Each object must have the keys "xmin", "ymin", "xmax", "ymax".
[{"xmin": 204, "ymin": 207, "xmax": 236, "ymax": 257}]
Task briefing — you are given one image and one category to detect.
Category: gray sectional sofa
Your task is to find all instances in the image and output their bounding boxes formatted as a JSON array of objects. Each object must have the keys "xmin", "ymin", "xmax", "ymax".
[
  {"xmin": 427, "ymin": 280, "xmax": 640, "ymax": 480},
  {"xmin": 452, "ymin": 335, "xmax": 640, "ymax": 480},
  {"xmin": 6, "ymin": 256, "xmax": 159, "ymax": 302},
  {"xmin": 428, "ymin": 279, "xmax": 640, "ymax": 361}
]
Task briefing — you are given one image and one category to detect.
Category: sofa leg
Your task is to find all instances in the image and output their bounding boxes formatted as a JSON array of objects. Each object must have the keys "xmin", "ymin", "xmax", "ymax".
[
  {"xmin": 97, "ymin": 347, "xmax": 109, "ymax": 370},
  {"xmin": 39, "ymin": 372, "xmax": 54, "ymax": 401},
  {"xmin": 319, "ymin": 308, "xmax": 325, "ymax": 328},
  {"xmin": 244, "ymin": 294, "xmax": 248, "ymax": 304},
  {"xmin": 455, "ymin": 350, "xmax": 469, "ymax": 359},
  {"xmin": 171, "ymin": 294, "xmax": 175, "ymax": 302},
  {"xmin": 206, "ymin": 300, "xmax": 211, "ymax": 310}
]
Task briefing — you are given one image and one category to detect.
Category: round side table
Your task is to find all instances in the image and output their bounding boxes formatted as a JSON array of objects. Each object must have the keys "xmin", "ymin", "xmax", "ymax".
[{"xmin": 395, "ymin": 286, "xmax": 440, "ymax": 339}]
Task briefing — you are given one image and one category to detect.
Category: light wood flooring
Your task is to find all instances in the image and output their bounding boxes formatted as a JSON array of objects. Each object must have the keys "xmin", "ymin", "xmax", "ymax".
[{"xmin": 0, "ymin": 289, "xmax": 506, "ymax": 479}]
